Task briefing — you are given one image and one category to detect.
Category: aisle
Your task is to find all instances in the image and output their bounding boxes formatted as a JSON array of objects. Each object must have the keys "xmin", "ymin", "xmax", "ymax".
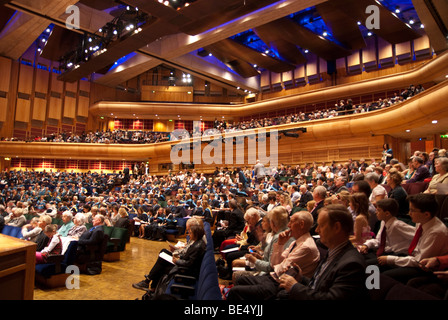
[{"xmin": 33, "ymin": 237, "xmax": 167, "ymax": 300}]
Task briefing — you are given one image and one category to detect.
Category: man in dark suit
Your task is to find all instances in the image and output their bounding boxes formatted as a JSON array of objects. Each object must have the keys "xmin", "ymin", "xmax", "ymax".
[
  {"xmin": 278, "ymin": 204, "xmax": 369, "ymax": 300},
  {"xmin": 212, "ymin": 199, "xmax": 245, "ymax": 250},
  {"xmin": 76, "ymin": 214, "xmax": 106, "ymax": 275},
  {"xmin": 309, "ymin": 186, "xmax": 326, "ymax": 235},
  {"xmin": 296, "ymin": 185, "xmax": 313, "ymax": 209}
]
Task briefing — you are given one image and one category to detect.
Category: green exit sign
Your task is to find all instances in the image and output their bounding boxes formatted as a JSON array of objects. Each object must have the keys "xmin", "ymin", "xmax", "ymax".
[{"xmin": 441, "ymin": 135, "xmax": 448, "ymax": 138}]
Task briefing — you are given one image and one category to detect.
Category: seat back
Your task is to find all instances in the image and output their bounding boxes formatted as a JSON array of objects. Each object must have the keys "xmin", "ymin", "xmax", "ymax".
[
  {"xmin": 195, "ymin": 222, "xmax": 222, "ymax": 300},
  {"xmin": 1, "ymin": 225, "xmax": 23, "ymax": 238},
  {"xmin": 110, "ymin": 227, "xmax": 128, "ymax": 251}
]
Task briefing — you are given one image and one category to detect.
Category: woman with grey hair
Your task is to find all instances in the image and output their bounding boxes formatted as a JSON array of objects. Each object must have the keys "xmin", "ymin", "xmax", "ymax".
[
  {"xmin": 57, "ymin": 211, "xmax": 75, "ymax": 237},
  {"xmin": 365, "ymin": 172, "xmax": 388, "ymax": 204},
  {"xmin": 67, "ymin": 213, "xmax": 87, "ymax": 239},
  {"xmin": 425, "ymin": 157, "xmax": 448, "ymax": 194}
]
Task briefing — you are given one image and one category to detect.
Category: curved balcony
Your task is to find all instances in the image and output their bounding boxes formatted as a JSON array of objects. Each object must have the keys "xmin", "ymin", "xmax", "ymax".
[
  {"xmin": 89, "ymin": 50, "xmax": 448, "ymax": 120},
  {"xmin": 1, "ymin": 78, "xmax": 447, "ymax": 169}
]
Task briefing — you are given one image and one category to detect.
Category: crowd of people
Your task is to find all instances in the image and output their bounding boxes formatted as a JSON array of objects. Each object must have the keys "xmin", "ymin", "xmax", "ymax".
[
  {"xmin": 1, "ymin": 141, "xmax": 447, "ymax": 300},
  {"xmin": 1, "ymin": 84, "xmax": 425, "ymax": 144}
]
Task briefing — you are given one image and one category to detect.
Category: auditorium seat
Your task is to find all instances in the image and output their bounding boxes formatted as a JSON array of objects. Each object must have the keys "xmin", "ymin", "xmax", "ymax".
[
  {"xmin": 167, "ymin": 222, "xmax": 222, "ymax": 300},
  {"xmin": 35, "ymin": 240, "xmax": 79, "ymax": 288},
  {"xmin": 1, "ymin": 225, "xmax": 23, "ymax": 239},
  {"xmin": 102, "ymin": 226, "xmax": 129, "ymax": 262}
]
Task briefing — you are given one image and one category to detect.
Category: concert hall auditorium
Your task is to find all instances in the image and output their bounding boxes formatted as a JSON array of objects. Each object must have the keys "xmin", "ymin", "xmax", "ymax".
[{"xmin": 0, "ymin": 0, "xmax": 447, "ymax": 304}]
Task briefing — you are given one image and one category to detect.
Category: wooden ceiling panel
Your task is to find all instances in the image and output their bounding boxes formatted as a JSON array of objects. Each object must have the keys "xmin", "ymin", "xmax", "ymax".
[
  {"xmin": 316, "ymin": 2, "xmax": 366, "ymax": 50},
  {"xmin": 253, "ymin": 24, "xmax": 307, "ymax": 65},
  {"xmin": 265, "ymin": 18, "xmax": 352, "ymax": 61},
  {"xmin": 331, "ymin": 0, "xmax": 422, "ymax": 44},
  {"xmin": 40, "ymin": 25, "xmax": 82, "ymax": 61},
  {"xmin": 206, "ymin": 38, "xmax": 295, "ymax": 75}
]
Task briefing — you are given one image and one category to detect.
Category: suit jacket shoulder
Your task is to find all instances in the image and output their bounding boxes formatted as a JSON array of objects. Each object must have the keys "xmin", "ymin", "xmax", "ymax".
[{"xmin": 288, "ymin": 242, "xmax": 368, "ymax": 300}]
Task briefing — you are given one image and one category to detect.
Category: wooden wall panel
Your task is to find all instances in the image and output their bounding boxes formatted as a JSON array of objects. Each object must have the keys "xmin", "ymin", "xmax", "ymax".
[
  {"xmin": 32, "ymin": 97, "xmax": 46, "ymax": 121},
  {"xmin": 414, "ymin": 34, "xmax": 430, "ymax": 51},
  {"xmin": 18, "ymin": 64, "xmax": 34, "ymax": 95},
  {"xmin": 77, "ymin": 96, "xmax": 89, "ymax": 117},
  {"xmin": 50, "ymin": 73, "xmax": 63, "ymax": 94},
  {"xmin": 269, "ymin": 72, "xmax": 280, "ymax": 85},
  {"xmin": 63, "ymin": 97, "xmax": 76, "ymax": 118},
  {"xmin": 347, "ymin": 51, "xmax": 361, "ymax": 67},
  {"xmin": 0, "ymin": 57, "xmax": 12, "ymax": 93},
  {"xmin": 282, "ymin": 70, "xmax": 293, "ymax": 82},
  {"xmin": 34, "ymin": 69, "xmax": 49, "ymax": 94},
  {"xmin": 396, "ymin": 41, "xmax": 411, "ymax": 56},
  {"xmin": 48, "ymin": 96, "xmax": 62, "ymax": 120},
  {"xmin": 294, "ymin": 65, "xmax": 305, "ymax": 78},
  {"xmin": 0, "ymin": 98, "xmax": 7, "ymax": 122},
  {"xmin": 306, "ymin": 54, "xmax": 318, "ymax": 76},
  {"xmin": 260, "ymin": 71, "xmax": 270, "ymax": 87},
  {"xmin": 79, "ymin": 80, "xmax": 90, "ymax": 93},
  {"xmin": 15, "ymin": 97, "xmax": 31, "ymax": 122}
]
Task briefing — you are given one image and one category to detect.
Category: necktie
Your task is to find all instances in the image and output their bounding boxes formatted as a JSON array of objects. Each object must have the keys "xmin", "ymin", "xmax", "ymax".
[
  {"xmin": 408, "ymin": 225, "xmax": 423, "ymax": 256},
  {"xmin": 376, "ymin": 225, "xmax": 387, "ymax": 257},
  {"xmin": 309, "ymin": 252, "xmax": 328, "ymax": 289}
]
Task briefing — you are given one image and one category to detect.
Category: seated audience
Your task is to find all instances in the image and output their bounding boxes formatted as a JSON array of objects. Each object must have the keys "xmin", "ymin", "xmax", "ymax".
[
  {"xmin": 76, "ymin": 214, "xmax": 106, "ymax": 275},
  {"xmin": 227, "ymin": 211, "xmax": 319, "ymax": 300},
  {"xmin": 403, "ymin": 156, "xmax": 430, "ymax": 184},
  {"xmin": 5, "ymin": 208, "xmax": 26, "ymax": 227},
  {"xmin": 349, "ymin": 192, "xmax": 373, "ymax": 246},
  {"xmin": 276, "ymin": 204, "xmax": 369, "ymax": 300},
  {"xmin": 386, "ymin": 169, "xmax": 410, "ymax": 221},
  {"xmin": 378, "ymin": 193, "xmax": 448, "ymax": 284},
  {"xmin": 21, "ymin": 217, "xmax": 42, "ymax": 242},
  {"xmin": 424, "ymin": 157, "xmax": 448, "ymax": 194},
  {"xmin": 132, "ymin": 218, "xmax": 206, "ymax": 295},
  {"xmin": 36, "ymin": 224, "xmax": 62, "ymax": 264},
  {"xmin": 57, "ymin": 211, "xmax": 75, "ymax": 237},
  {"xmin": 359, "ymin": 198, "xmax": 415, "ymax": 265},
  {"xmin": 67, "ymin": 213, "xmax": 88, "ymax": 239}
]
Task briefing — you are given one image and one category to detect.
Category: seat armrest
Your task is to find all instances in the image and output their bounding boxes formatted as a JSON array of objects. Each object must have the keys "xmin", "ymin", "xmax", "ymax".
[
  {"xmin": 109, "ymin": 237, "xmax": 121, "ymax": 251},
  {"xmin": 174, "ymin": 274, "xmax": 197, "ymax": 286},
  {"xmin": 170, "ymin": 284, "xmax": 195, "ymax": 298}
]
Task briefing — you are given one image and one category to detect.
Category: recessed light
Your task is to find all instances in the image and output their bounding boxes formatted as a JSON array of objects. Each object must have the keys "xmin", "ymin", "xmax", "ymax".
[
  {"xmin": 406, "ymin": 130, "xmax": 411, "ymax": 132},
  {"xmin": 432, "ymin": 120, "xmax": 438, "ymax": 124}
]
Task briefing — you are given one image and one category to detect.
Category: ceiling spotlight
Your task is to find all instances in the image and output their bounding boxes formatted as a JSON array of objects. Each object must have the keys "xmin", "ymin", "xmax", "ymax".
[
  {"xmin": 395, "ymin": 7, "xmax": 400, "ymax": 14},
  {"xmin": 304, "ymin": 49, "xmax": 309, "ymax": 53},
  {"xmin": 46, "ymin": 28, "xmax": 51, "ymax": 33},
  {"xmin": 265, "ymin": 49, "xmax": 270, "ymax": 54},
  {"xmin": 406, "ymin": 130, "xmax": 411, "ymax": 132},
  {"xmin": 420, "ymin": 24, "xmax": 425, "ymax": 29},
  {"xmin": 322, "ymin": 30, "xmax": 328, "ymax": 36},
  {"xmin": 432, "ymin": 120, "xmax": 438, "ymax": 124},
  {"xmin": 253, "ymin": 64, "xmax": 257, "ymax": 68},
  {"xmin": 367, "ymin": 32, "xmax": 372, "ymax": 36},
  {"xmin": 208, "ymin": 53, "xmax": 213, "ymax": 56},
  {"xmin": 409, "ymin": 18, "xmax": 415, "ymax": 25},
  {"xmin": 357, "ymin": 21, "xmax": 361, "ymax": 25}
]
